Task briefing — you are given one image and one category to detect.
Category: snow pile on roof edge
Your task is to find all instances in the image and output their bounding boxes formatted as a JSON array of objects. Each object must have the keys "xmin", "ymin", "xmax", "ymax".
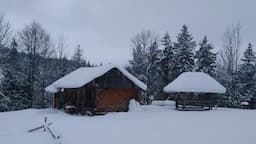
[{"xmin": 45, "ymin": 85, "xmax": 59, "ymax": 93}]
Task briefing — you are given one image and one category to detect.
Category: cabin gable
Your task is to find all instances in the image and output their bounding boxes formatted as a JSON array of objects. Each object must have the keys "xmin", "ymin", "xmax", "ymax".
[{"xmin": 94, "ymin": 68, "xmax": 139, "ymax": 89}]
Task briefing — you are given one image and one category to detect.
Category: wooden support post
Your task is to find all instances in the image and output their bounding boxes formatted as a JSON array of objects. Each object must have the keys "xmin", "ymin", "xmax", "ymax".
[
  {"xmin": 175, "ymin": 100, "xmax": 178, "ymax": 109},
  {"xmin": 182, "ymin": 99, "xmax": 185, "ymax": 110}
]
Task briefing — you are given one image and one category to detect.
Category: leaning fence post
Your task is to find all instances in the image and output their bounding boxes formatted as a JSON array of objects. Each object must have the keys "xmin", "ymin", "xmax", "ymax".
[{"xmin": 44, "ymin": 117, "xmax": 47, "ymax": 131}]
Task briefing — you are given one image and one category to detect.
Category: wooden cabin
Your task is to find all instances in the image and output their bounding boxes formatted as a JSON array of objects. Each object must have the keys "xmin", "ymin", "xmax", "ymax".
[
  {"xmin": 249, "ymin": 98, "xmax": 256, "ymax": 109},
  {"xmin": 163, "ymin": 72, "xmax": 226, "ymax": 111},
  {"xmin": 45, "ymin": 65, "xmax": 146, "ymax": 114}
]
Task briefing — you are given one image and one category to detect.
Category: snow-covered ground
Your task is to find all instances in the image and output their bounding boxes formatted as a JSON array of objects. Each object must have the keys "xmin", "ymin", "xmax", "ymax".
[{"xmin": 0, "ymin": 105, "xmax": 255, "ymax": 144}]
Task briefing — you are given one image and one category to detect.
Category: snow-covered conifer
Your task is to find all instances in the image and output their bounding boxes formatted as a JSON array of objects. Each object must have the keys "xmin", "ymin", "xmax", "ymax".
[
  {"xmin": 173, "ymin": 25, "xmax": 196, "ymax": 77},
  {"xmin": 195, "ymin": 36, "xmax": 216, "ymax": 77},
  {"xmin": 238, "ymin": 43, "xmax": 256, "ymax": 102}
]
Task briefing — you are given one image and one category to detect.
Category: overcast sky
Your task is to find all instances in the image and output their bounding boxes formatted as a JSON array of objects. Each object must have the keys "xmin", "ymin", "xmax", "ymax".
[{"xmin": 1, "ymin": 0, "xmax": 256, "ymax": 65}]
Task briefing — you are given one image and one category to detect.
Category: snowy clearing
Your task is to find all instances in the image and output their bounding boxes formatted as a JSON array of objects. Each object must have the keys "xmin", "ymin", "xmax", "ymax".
[{"xmin": 0, "ymin": 105, "xmax": 255, "ymax": 144}]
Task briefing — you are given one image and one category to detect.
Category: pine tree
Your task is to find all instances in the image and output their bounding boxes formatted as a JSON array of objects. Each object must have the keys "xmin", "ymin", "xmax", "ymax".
[
  {"xmin": 0, "ymin": 39, "xmax": 19, "ymax": 110},
  {"xmin": 147, "ymin": 41, "xmax": 161, "ymax": 101},
  {"xmin": 129, "ymin": 45, "xmax": 148, "ymax": 83},
  {"xmin": 72, "ymin": 45, "xmax": 87, "ymax": 69},
  {"xmin": 160, "ymin": 32, "xmax": 175, "ymax": 84},
  {"xmin": 128, "ymin": 44, "xmax": 148, "ymax": 103},
  {"xmin": 238, "ymin": 43, "xmax": 256, "ymax": 102},
  {"xmin": 0, "ymin": 92, "xmax": 10, "ymax": 112},
  {"xmin": 0, "ymin": 38, "xmax": 29, "ymax": 110},
  {"xmin": 195, "ymin": 36, "xmax": 217, "ymax": 76},
  {"xmin": 173, "ymin": 25, "xmax": 196, "ymax": 77}
]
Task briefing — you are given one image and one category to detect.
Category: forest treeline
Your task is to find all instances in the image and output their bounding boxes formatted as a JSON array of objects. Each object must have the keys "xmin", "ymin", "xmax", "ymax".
[
  {"xmin": 0, "ymin": 15, "xmax": 94, "ymax": 111},
  {"xmin": 128, "ymin": 24, "xmax": 256, "ymax": 107},
  {"xmin": 0, "ymin": 14, "xmax": 255, "ymax": 111}
]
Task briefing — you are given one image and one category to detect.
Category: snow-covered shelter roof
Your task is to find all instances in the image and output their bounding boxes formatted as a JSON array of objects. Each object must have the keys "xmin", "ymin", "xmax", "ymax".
[
  {"xmin": 163, "ymin": 72, "xmax": 226, "ymax": 94},
  {"xmin": 45, "ymin": 65, "xmax": 147, "ymax": 93}
]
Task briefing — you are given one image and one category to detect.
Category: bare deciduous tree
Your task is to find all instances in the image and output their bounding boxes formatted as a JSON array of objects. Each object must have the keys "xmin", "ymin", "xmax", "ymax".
[
  {"xmin": 221, "ymin": 23, "xmax": 241, "ymax": 74},
  {"xmin": 55, "ymin": 35, "xmax": 68, "ymax": 59},
  {"xmin": 129, "ymin": 30, "xmax": 159, "ymax": 104},
  {"xmin": 0, "ymin": 14, "xmax": 11, "ymax": 47},
  {"xmin": 129, "ymin": 30, "xmax": 157, "ymax": 83},
  {"xmin": 131, "ymin": 30, "xmax": 157, "ymax": 51},
  {"xmin": 39, "ymin": 33, "xmax": 54, "ymax": 108},
  {"xmin": 19, "ymin": 21, "xmax": 52, "ymax": 108},
  {"xmin": 220, "ymin": 23, "xmax": 242, "ymax": 105}
]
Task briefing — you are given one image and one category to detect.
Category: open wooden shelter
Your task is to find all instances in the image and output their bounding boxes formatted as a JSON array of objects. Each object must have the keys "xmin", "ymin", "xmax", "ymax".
[
  {"xmin": 163, "ymin": 72, "xmax": 226, "ymax": 111},
  {"xmin": 45, "ymin": 65, "xmax": 146, "ymax": 114}
]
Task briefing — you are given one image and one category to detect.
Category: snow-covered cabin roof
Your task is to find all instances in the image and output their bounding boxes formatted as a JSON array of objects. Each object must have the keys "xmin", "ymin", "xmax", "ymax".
[
  {"xmin": 45, "ymin": 65, "xmax": 147, "ymax": 93},
  {"xmin": 163, "ymin": 72, "xmax": 226, "ymax": 94}
]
